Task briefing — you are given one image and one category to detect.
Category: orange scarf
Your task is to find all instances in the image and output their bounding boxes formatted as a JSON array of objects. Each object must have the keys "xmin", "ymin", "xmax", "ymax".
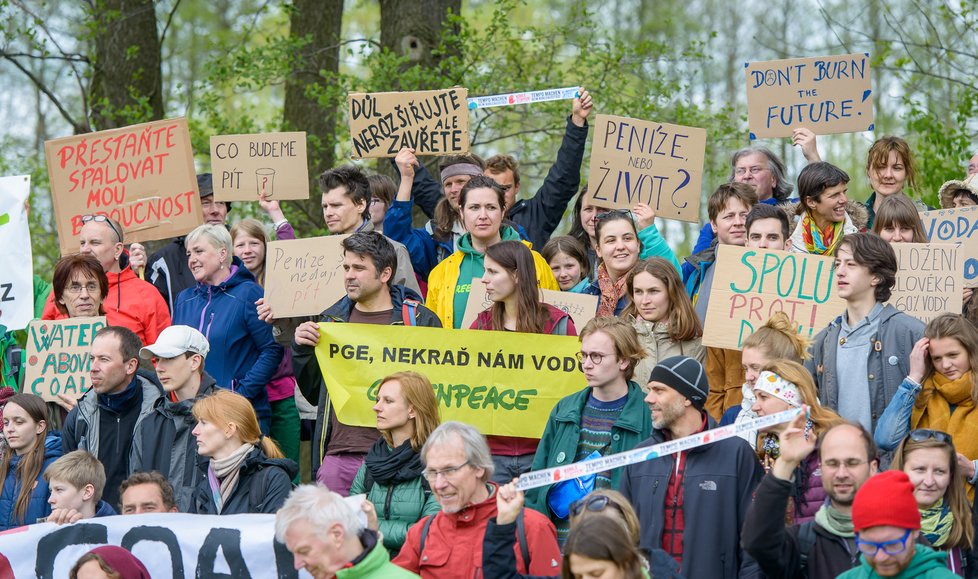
[{"xmin": 912, "ymin": 371, "xmax": 978, "ymax": 500}]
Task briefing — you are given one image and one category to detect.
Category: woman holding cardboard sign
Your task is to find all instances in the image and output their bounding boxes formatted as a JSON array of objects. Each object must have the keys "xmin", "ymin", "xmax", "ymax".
[
  {"xmin": 426, "ymin": 176, "xmax": 558, "ymax": 329},
  {"xmin": 470, "ymin": 240, "xmax": 577, "ymax": 482}
]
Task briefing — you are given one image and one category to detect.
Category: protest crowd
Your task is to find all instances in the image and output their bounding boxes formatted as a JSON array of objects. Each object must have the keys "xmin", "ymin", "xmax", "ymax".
[{"xmin": 3, "ymin": 60, "xmax": 978, "ymax": 579}]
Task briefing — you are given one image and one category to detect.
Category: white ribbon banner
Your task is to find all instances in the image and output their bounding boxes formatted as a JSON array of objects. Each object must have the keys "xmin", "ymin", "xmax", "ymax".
[
  {"xmin": 467, "ymin": 87, "xmax": 580, "ymax": 110},
  {"xmin": 515, "ymin": 408, "xmax": 803, "ymax": 491}
]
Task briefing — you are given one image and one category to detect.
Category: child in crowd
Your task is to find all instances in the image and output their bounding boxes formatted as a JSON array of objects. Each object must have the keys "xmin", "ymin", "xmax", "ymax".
[{"xmin": 44, "ymin": 450, "xmax": 116, "ymax": 524}]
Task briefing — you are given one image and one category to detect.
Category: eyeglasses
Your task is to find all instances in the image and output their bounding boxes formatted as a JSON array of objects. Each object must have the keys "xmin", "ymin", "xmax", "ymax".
[
  {"xmin": 576, "ymin": 351, "xmax": 607, "ymax": 365},
  {"xmin": 908, "ymin": 429, "xmax": 952, "ymax": 444},
  {"xmin": 65, "ymin": 282, "xmax": 100, "ymax": 295},
  {"xmin": 422, "ymin": 461, "xmax": 470, "ymax": 482},
  {"xmin": 734, "ymin": 165, "xmax": 768, "ymax": 177},
  {"xmin": 856, "ymin": 529, "xmax": 911, "ymax": 557},
  {"xmin": 821, "ymin": 458, "xmax": 869, "ymax": 471},
  {"xmin": 569, "ymin": 494, "xmax": 626, "ymax": 518},
  {"xmin": 81, "ymin": 214, "xmax": 123, "ymax": 242}
]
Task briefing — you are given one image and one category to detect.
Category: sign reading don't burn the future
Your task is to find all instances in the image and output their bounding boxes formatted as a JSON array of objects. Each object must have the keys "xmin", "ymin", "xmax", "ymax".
[
  {"xmin": 347, "ymin": 88, "xmax": 469, "ymax": 158},
  {"xmin": 586, "ymin": 114, "xmax": 705, "ymax": 222}
]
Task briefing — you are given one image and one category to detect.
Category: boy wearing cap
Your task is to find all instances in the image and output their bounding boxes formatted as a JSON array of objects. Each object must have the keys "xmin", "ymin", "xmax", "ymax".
[
  {"xmin": 621, "ymin": 355, "xmax": 763, "ymax": 579},
  {"xmin": 839, "ymin": 470, "xmax": 956, "ymax": 578},
  {"xmin": 130, "ymin": 325, "xmax": 219, "ymax": 512}
]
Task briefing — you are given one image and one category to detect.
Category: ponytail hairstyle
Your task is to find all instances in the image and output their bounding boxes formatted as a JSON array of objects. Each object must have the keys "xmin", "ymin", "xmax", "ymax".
[
  {"xmin": 484, "ymin": 241, "xmax": 551, "ymax": 334},
  {"xmin": 916, "ymin": 314, "xmax": 978, "ymax": 410},
  {"xmin": 741, "ymin": 312, "xmax": 811, "ymax": 363},
  {"xmin": 0, "ymin": 393, "xmax": 48, "ymax": 522},
  {"xmin": 623, "ymin": 257, "xmax": 702, "ymax": 342},
  {"xmin": 230, "ymin": 218, "xmax": 268, "ymax": 286},
  {"xmin": 192, "ymin": 390, "xmax": 284, "ymax": 459}
]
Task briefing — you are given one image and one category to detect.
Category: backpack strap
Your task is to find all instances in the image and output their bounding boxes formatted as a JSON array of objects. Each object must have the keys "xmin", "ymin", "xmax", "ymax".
[
  {"xmin": 419, "ymin": 512, "xmax": 437, "ymax": 556},
  {"xmin": 516, "ymin": 509, "xmax": 531, "ymax": 574},
  {"xmin": 402, "ymin": 300, "xmax": 420, "ymax": 326},
  {"xmin": 551, "ymin": 315, "xmax": 569, "ymax": 336},
  {"xmin": 797, "ymin": 520, "xmax": 816, "ymax": 575}
]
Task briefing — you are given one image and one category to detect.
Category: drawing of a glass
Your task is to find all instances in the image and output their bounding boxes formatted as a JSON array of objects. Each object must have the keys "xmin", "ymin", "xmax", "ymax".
[{"xmin": 256, "ymin": 168, "xmax": 276, "ymax": 199}]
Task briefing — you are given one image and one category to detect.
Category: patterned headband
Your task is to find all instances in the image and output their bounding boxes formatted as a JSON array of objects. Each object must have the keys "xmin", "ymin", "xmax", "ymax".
[{"xmin": 753, "ymin": 371, "xmax": 802, "ymax": 407}]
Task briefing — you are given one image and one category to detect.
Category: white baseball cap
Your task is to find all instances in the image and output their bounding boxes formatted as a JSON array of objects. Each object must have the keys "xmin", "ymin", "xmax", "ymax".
[{"xmin": 139, "ymin": 325, "xmax": 210, "ymax": 359}]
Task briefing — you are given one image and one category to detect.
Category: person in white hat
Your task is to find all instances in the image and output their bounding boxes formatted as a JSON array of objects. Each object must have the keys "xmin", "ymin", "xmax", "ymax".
[{"xmin": 129, "ymin": 325, "xmax": 219, "ymax": 511}]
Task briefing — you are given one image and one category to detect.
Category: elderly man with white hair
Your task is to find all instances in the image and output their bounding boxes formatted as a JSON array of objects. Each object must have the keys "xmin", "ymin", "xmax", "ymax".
[
  {"xmin": 276, "ymin": 484, "xmax": 419, "ymax": 579},
  {"xmin": 391, "ymin": 421, "xmax": 561, "ymax": 578}
]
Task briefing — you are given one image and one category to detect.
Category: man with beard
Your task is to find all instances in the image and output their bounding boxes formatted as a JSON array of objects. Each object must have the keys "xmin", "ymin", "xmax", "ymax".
[
  {"xmin": 621, "ymin": 355, "xmax": 763, "ymax": 579},
  {"xmin": 743, "ymin": 418, "xmax": 881, "ymax": 579}
]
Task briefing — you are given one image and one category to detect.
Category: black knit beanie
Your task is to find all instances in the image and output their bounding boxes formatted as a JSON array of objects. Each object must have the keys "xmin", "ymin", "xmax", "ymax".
[{"xmin": 647, "ymin": 355, "xmax": 709, "ymax": 410}]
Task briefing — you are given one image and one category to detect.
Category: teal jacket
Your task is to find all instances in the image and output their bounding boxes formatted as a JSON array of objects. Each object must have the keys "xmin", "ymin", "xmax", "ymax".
[
  {"xmin": 350, "ymin": 460, "xmax": 440, "ymax": 557},
  {"xmin": 525, "ymin": 381, "xmax": 652, "ymax": 518},
  {"xmin": 336, "ymin": 529, "xmax": 420, "ymax": 579},
  {"xmin": 837, "ymin": 544, "xmax": 957, "ymax": 579}
]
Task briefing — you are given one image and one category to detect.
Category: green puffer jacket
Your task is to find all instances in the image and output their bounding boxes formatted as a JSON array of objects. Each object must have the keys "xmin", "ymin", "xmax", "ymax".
[
  {"xmin": 336, "ymin": 529, "xmax": 420, "ymax": 579},
  {"xmin": 350, "ymin": 460, "xmax": 441, "ymax": 557}
]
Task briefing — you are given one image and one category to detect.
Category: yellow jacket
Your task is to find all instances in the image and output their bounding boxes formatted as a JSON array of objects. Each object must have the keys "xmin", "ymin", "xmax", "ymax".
[{"xmin": 427, "ymin": 240, "xmax": 558, "ymax": 329}]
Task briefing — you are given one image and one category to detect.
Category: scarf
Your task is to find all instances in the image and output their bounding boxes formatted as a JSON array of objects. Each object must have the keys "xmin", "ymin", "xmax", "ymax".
[
  {"xmin": 207, "ymin": 443, "xmax": 254, "ymax": 514},
  {"xmin": 596, "ymin": 263, "xmax": 627, "ymax": 317},
  {"xmin": 801, "ymin": 212, "xmax": 844, "ymax": 255},
  {"xmin": 920, "ymin": 499, "xmax": 953, "ymax": 548},
  {"xmin": 363, "ymin": 438, "xmax": 424, "ymax": 486},
  {"xmin": 912, "ymin": 371, "xmax": 978, "ymax": 500},
  {"xmin": 814, "ymin": 503, "xmax": 855, "ymax": 537}
]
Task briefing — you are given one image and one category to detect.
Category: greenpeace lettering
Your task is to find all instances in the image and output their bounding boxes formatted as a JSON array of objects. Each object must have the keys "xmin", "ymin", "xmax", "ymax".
[
  {"xmin": 745, "ymin": 53, "xmax": 874, "ymax": 138},
  {"xmin": 0, "ymin": 175, "xmax": 34, "ymax": 331},
  {"xmin": 586, "ymin": 114, "xmax": 705, "ymax": 222},
  {"xmin": 24, "ymin": 317, "xmax": 107, "ymax": 402},
  {"xmin": 347, "ymin": 88, "xmax": 469, "ymax": 158},
  {"xmin": 210, "ymin": 132, "xmax": 309, "ymax": 202},
  {"xmin": 890, "ymin": 242, "xmax": 962, "ymax": 322},
  {"xmin": 314, "ymin": 324, "xmax": 585, "ymax": 438},
  {"xmin": 703, "ymin": 246, "xmax": 846, "ymax": 350},
  {"xmin": 45, "ymin": 118, "xmax": 202, "ymax": 254},
  {"xmin": 920, "ymin": 205, "xmax": 978, "ymax": 288}
]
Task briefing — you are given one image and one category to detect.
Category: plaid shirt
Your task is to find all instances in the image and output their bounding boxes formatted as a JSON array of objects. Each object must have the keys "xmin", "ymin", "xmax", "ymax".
[{"xmin": 661, "ymin": 413, "xmax": 708, "ymax": 564}]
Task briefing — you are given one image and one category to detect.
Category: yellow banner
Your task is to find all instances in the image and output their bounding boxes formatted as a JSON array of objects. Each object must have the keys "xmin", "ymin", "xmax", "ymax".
[{"xmin": 314, "ymin": 323, "xmax": 587, "ymax": 438}]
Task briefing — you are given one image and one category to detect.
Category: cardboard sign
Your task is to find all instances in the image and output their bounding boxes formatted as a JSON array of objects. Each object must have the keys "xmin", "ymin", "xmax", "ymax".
[
  {"xmin": 347, "ymin": 88, "xmax": 469, "ymax": 158},
  {"xmin": 264, "ymin": 236, "xmax": 347, "ymax": 318},
  {"xmin": 23, "ymin": 317, "xmax": 106, "ymax": 402},
  {"xmin": 0, "ymin": 175, "xmax": 34, "ymax": 331},
  {"xmin": 586, "ymin": 114, "xmax": 705, "ymax": 222},
  {"xmin": 210, "ymin": 132, "xmax": 309, "ymax": 201},
  {"xmin": 702, "ymin": 246, "xmax": 846, "ymax": 350},
  {"xmin": 890, "ymin": 243, "xmax": 962, "ymax": 322},
  {"xmin": 0, "ymin": 514, "xmax": 309, "ymax": 579},
  {"xmin": 315, "ymin": 324, "xmax": 585, "ymax": 438},
  {"xmin": 462, "ymin": 284, "xmax": 597, "ymax": 331},
  {"xmin": 45, "ymin": 118, "xmax": 202, "ymax": 255},
  {"xmin": 745, "ymin": 53, "xmax": 874, "ymax": 138},
  {"xmin": 920, "ymin": 205, "xmax": 978, "ymax": 288}
]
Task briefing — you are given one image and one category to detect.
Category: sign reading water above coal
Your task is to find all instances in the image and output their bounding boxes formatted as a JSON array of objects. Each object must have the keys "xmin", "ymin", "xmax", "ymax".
[
  {"xmin": 347, "ymin": 88, "xmax": 469, "ymax": 159},
  {"xmin": 210, "ymin": 132, "xmax": 309, "ymax": 202},
  {"xmin": 586, "ymin": 114, "xmax": 706, "ymax": 222},
  {"xmin": 745, "ymin": 53, "xmax": 873, "ymax": 138}
]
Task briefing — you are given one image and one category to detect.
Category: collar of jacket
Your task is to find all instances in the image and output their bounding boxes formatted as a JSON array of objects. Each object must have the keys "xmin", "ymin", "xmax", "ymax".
[{"xmin": 553, "ymin": 381, "xmax": 648, "ymax": 434}]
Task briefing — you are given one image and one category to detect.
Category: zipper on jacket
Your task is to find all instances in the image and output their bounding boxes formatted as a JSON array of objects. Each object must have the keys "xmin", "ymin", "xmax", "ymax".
[
  {"xmin": 384, "ymin": 485, "xmax": 395, "ymax": 520},
  {"xmin": 116, "ymin": 415, "xmax": 121, "ymax": 456}
]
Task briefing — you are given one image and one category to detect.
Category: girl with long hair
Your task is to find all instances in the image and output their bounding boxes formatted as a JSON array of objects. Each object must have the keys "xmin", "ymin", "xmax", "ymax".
[
  {"xmin": 872, "ymin": 194, "xmax": 929, "ymax": 243},
  {"xmin": 350, "ymin": 371, "xmax": 442, "ymax": 556},
  {"xmin": 470, "ymin": 241, "xmax": 577, "ymax": 482},
  {"xmin": 562, "ymin": 517, "xmax": 649, "ymax": 579},
  {"xmin": 0, "ymin": 393, "xmax": 62, "ymax": 529},
  {"xmin": 891, "ymin": 430, "xmax": 974, "ymax": 576},
  {"xmin": 624, "ymin": 258, "xmax": 704, "ymax": 384},
  {"xmin": 541, "ymin": 235, "xmax": 591, "ymax": 293},
  {"xmin": 191, "ymin": 390, "xmax": 296, "ymax": 514}
]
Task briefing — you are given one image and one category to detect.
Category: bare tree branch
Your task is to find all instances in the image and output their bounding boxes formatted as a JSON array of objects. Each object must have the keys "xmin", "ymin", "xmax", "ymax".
[
  {"xmin": 0, "ymin": 54, "xmax": 87, "ymax": 133},
  {"xmin": 159, "ymin": 0, "xmax": 183, "ymax": 48}
]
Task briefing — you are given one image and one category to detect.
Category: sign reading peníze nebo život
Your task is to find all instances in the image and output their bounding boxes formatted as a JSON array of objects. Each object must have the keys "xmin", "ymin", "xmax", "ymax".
[
  {"xmin": 24, "ymin": 317, "xmax": 107, "ymax": 402},
  {"xmin": 347, "ymin": 88, "xmax": 469, "ymax": 158},
  {"xmin": 745, "ymin": 53, "xmax": 873, "ymax": 138},
  {"xmin": 586, "ymin": 114, "xmax": 705, "ymax": 223},
  {"xmin": 703, "ymin": 246, "xmax": 846, "ymax": 350}
]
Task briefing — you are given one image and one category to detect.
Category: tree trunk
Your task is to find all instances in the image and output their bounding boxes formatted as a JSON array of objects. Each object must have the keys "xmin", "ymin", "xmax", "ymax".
[
  {"xmin": 379, "ymin": 0, "xmax": 462, "ymax": 83},
  {"xmin": 283, "ymin": 0, "xmax": 344, "ymax": 232},
  {"xmin": 89, "ymin": 0, "xmax": 164, "ymax": 129}
]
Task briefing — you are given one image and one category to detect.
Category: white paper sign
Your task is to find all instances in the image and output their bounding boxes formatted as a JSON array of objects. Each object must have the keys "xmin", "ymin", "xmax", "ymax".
[{"xmin": 0, "ymin": 175, "xmax": 34, "ymax": 331}]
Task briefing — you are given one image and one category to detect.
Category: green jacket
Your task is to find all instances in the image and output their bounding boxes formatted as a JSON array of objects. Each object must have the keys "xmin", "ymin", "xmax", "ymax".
[
  {"xmin": 350, "ymin": 461, "xmax": 440, "ymax": 557},
  {"xmin": 525, "ymin": 381, "xmax": 653, "ymax": 517},
  {"xmin": 837, "ymin": 544, "xmax": 957, "ymax": 579},
  {"xmin": 336, "ymin": 530, "xmax": 420, "ymax": 579}
]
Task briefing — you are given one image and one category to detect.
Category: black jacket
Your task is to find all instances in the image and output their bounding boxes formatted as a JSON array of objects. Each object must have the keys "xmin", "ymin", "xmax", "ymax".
[
  {"xmin": 291, "ymin": 284, "xmax": 442, "ymax": 473},
  {"xmin": 147, "ymin": 237, "xmax": 196, "ymax": 313},
  {"xmin": 743, "ymin": 473, "xmax": 859, "ymax": 579},
  {"xmin": 130, "ymin": 374, "xmax": 220, "ymax": 512},
  {"xmin": 620, "ymin": 417, "xmax": 764, "ymax": 579},
  {"xmin": 191, "ymin": 446, "xmax": 297, "ymax": 515}
]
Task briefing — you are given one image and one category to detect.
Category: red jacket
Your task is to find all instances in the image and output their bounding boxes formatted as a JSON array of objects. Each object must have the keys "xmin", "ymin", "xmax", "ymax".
[
  {"xmin": 43, "ymin": 265, "xmax": 171, "ymax": 346},
  {"xmin": 392, "ymin": 482, "xmax": 561, "ymax": 578}
]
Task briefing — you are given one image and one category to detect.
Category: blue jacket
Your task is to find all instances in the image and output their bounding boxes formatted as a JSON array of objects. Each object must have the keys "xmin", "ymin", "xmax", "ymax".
[
  {"xmin": 0, "ymin": 432, "xmax": 63, "ymax": 530},
  {"xmin": 172, "ymin": 257, "xmax": 284, "ymax": 429}
]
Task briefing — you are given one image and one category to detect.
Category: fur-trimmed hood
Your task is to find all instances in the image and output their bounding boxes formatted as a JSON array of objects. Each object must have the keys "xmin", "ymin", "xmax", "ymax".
[{"xmin": 781, "ymin": 200, "xmax": 869, "ymax": 231}]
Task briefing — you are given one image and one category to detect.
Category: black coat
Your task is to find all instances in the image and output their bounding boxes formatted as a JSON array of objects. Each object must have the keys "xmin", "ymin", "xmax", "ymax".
[
  {"xmin": 191, "ymin": 447, "xmax": 297, "ymax": 515},
  {"xmin": 147, "ymin": 237, "xmax": 196, "ymax": 313}
]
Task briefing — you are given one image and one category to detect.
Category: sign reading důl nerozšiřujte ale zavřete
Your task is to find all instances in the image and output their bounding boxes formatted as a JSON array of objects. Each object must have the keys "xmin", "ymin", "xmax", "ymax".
[{"xmin": 347, "ymin": 88, "xmax": 469, "ymax": 158}]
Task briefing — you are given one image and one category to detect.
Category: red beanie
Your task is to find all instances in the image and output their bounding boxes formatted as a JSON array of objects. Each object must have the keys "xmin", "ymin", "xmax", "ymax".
[
  {"xmin": 86, "ymin": 546, "xmax": 150, "ymax": 579},
  {"xmin": 852, "ymin": 470, "xmax": 921, "ymax": 532}
]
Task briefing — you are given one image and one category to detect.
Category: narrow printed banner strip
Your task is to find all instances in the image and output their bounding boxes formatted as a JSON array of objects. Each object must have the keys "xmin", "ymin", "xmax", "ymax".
[{"xmin": 467, "ymin": 87, "xmax": 580, "ymax": 110}]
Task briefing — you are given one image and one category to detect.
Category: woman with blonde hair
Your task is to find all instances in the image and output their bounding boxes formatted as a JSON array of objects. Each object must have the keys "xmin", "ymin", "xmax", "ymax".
[
  {"xmin": 190, "ymin": 390, "xmax": 296, "ymax": 514},
  {"xmin": 350, "ymin": 372, "xmax": 442, "ymax": 556},
  {"xmin": 891, "ymin": 430, "xmax": 974, "ymax": 576},
  {"xmin": 749, "ymin": 360, "xmax": 845, "ymax": 524},
  {"xmin": 624, "ymin": 257, "xmax": 704, "ymax": 386}
]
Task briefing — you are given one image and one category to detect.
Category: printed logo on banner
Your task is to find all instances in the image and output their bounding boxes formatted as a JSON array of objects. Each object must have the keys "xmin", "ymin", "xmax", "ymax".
[{"xmin": 0, "ymin": 175, "xmax": 34, "ymax": 331}]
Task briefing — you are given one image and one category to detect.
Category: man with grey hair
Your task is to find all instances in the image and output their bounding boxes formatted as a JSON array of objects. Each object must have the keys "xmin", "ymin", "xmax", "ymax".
[
  {"xmin": 392, "ymin": 422, "xmax": 561, "ymax": 578},
  {"xmin": 276, "ymin": 484, "xmax": 419, "ymax": 578}
]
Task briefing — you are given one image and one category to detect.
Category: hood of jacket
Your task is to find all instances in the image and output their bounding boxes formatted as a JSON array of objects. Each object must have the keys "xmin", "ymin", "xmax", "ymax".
[
  {"xmin": 43, "ymin": 431, "xmax": 64, "ymax": 462},
  {"xmin": 783, "ymin": 200, "xmax": 869, "ymax": 231},
  {"xmin": 190, "ymin": 256, "xmax": 257, "ymax": 294},
  {"xmin": 852, "ymin": 543, "xmax": 948, "ymax": 576},
  {"xmin": 197, "ymin": 445, "xmax": 299, "ymax": 481},
  {"xmin": 456, "ymin": 226, "xmax": 522, "ymax": 258},
  {"xmin": 684, "ymin": 238, "xmax": 717, "ymax": 268},
  {"xmin": 154, "ymin": 373, "xmax": 219, "ymax": 420},
  {"xmin": 75, "ymin": 373, "xmax": 161, "ymax": 457},
  {"xmin": 321, "ymin": 284, "xmax": 423, "ymax": 323}
]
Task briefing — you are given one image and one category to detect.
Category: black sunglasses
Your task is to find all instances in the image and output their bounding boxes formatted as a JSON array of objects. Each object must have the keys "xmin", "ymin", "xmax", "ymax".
[
  {"xmin": 908, "ymin": 429, "xmax": 953, "ymax": 444},
  {"xmin": 568, "ymin": 494, "xmax": 625, "ymax": 518},
  {"xmin": 594, "ymin": 208, "xmax": 633, "ymax": 222}
]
